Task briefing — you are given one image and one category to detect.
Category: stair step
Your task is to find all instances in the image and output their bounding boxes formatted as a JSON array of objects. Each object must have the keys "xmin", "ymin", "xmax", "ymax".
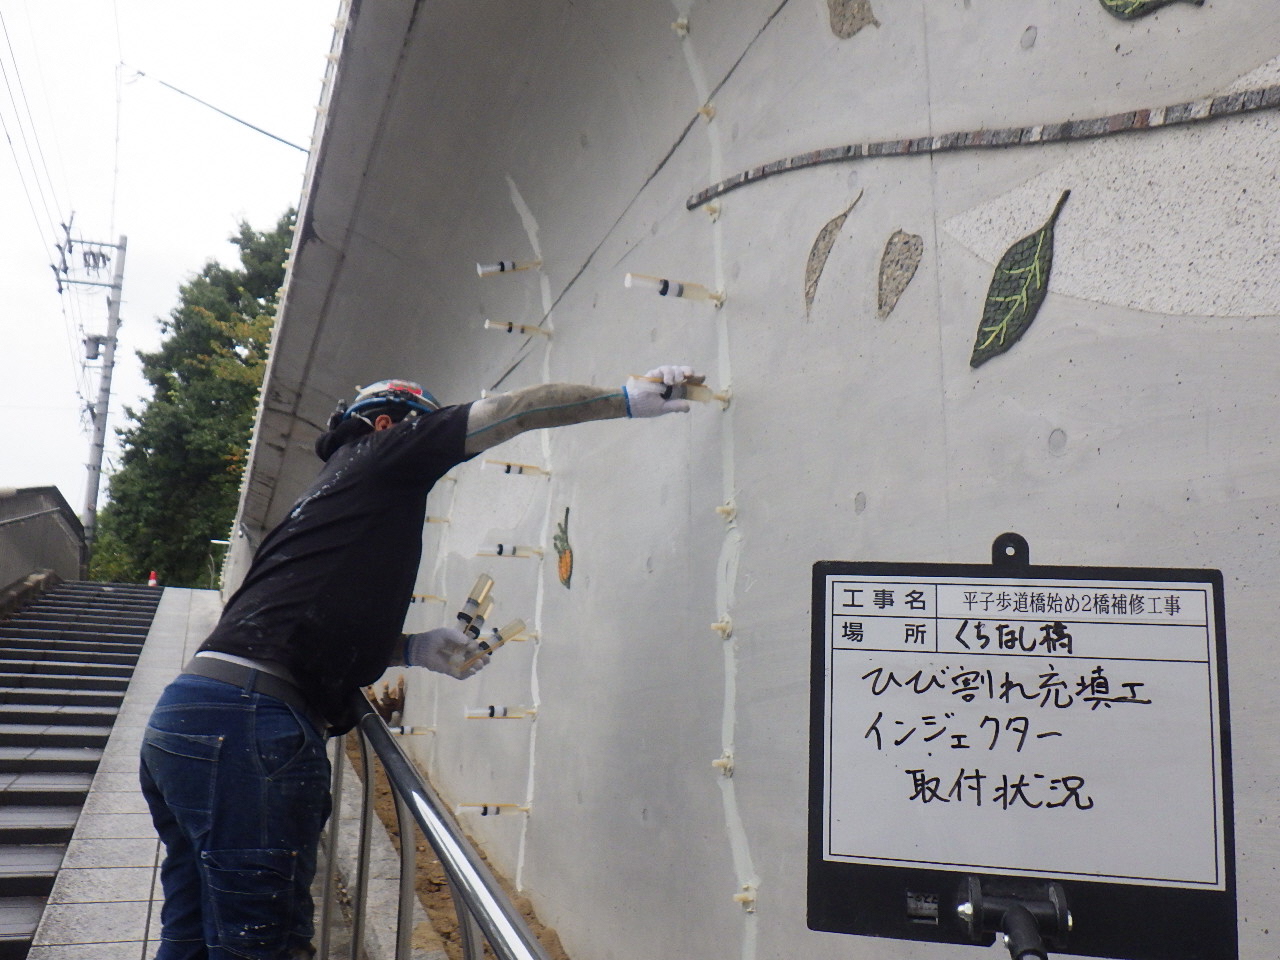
[
  {"xmin": 22, "ymin": 610, "xmax": 155, "ymax": 624},
  {"xmin": 0, "ymin": 642, "xmax": 142, "ymax": 665},
  {"xmin": 0, "ymin": 705, "xmax": 117, "ymax": 728},
  {"xmin": 7, "ymin": 608, "xmax": 153, "ymax": 626},
  {"xmin": 0, "ymin": 626, "xmax": 149, "ymax": 645},
  {"xmin": 34, "ymin": 600, "xmax": 157, "ymax": 615},
  {"xmin": 0, "ymin": 638, "xmax": 146, "ymax": 657},
  {"xmin": 0, "ymin": 805, "xmax": 79, "ymax": 844},
  {"xmin": 8, "ymin": 609, "xmax": 152, "ymax": 624},
  {"xmin": 0, "ymin": 659, "xmax": 133, "ymax": 679},
  {"xmin": 46, "ymin": 581, "xmax": 157, "ymax": 596},
  {"xmin": 0, "ymin": 673, "xmax": 129, "ymax": 692},
  {"xmin": 0, "ymin": 689, "xmax": 123, "ymax": 709},
  {"xmin": 0, "ymin": 746, "xmax": 102, "ymax": 775},
  {"xmin": 23, "ymin": 594, "xmax": 156, "ymax": 610},
  {"xmin": 54, "ymin": 581, "xmax": 156, "ymax": 592},
  {"xmin": 2, "ymin": 625, "xmax": 149, "ymax": 644},
  {"xmin": 0, "ymin": 845, "xmax": 62, "ymax": 898},
  {"xmin": 0, "ymin": 895, "xmax": 45, "ymax": 949},
  {"xmin": 1, "ymin": 647, "xmax": 138, "ymax": 670},
  {"xmin": 0, "ymin": 648, "xmax": 138, "ymax": 670},
  {"xmin": 0, "ymin": 772, "xmax": 93, "ymax": 805},
  {"xmin": 0, "ymin": 726, "xmax": 109, "ymax": 750},
  {"xmin": 21, "ymin": 601, "xmax": 154, "ymax": 616},
  {"xmin": 1, "ymin": 609, "xmax": 148, "ymax": 625}
]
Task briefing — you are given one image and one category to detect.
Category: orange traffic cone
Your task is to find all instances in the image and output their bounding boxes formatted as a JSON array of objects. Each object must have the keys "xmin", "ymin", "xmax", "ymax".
[{"xmin": 148, "ymin": 570, "xmax": 158, "ymax": 587}]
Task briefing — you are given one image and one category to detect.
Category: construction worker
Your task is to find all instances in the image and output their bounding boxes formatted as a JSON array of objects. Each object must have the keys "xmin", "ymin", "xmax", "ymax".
[{"xmin": 139, "ymin": 366, "xmax": 699, "ymax": 959}]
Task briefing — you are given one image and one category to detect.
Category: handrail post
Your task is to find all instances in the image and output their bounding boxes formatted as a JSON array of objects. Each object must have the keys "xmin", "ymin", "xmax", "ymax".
[
  {"xmin": 317, "ymin": 733, "xmax": 346, "ymax": 960},
  {"xmin": 350, "ymin": 732, "xmax": 377, "ymax": 959},
  {"xmin": 450, "ymin": 878, "xmax": 486, "ymax": 960},
  {"xmin": 351, "ymin": 693, "xmax": 552, "ymax": 960},
  {"xmin": 393, "ymin": 792, "xmax": 415, "ymax": 960}
]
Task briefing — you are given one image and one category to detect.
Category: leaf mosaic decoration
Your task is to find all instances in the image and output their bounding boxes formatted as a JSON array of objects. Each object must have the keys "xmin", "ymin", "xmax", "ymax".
[
  {"xmin": 877, "ymin": 230, "xmax": 923, "ymax": 318},
  {"xmin": 970, "ymin": 190, "xmax": 1070, "ymax": 369},
  {"xmin": 803, "ymin": 191, "xmax": 862, "ymax": 316},
  {"xmin": 553, "ymin": 507, "xmax": 573, "ymax": 588},
  {"xmin": 827, "ymin": 0, "xmax": 879, "ymax": 38},
  {"xmin": 1098, "ymin": 0, "xmax": 1203, "ymax": 20}
]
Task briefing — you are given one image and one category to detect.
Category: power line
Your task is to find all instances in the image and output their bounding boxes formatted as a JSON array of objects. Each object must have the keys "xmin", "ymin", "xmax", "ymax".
[
  {"xmin": 110, "ymin": 0, "xmax": 124, "ymax": 64},
  {"xmin": 0, "ymin": 10, "xmax": 62, "ymax": 217},
  {"xmin": 59, "ymin": 295, "xmax": 90, "ymax": 403},
  {"xmin": 111, "ymin": 62, "xmax": 123, "ymax": 239},
  {"xmin": 110, "ymin": 0, "xmax": 123, "ymax": 237},
  {"xmin": 0, "ymin": 106, "xmax": 51, "ymax": 258},
  {"xmin": 0, "ymin": 11, "xmax": 60, "ymax": 238},
  {"xmin": 7, "ymin": 2, "xmax": 127, "ymax": 498},
  {"xmin": 128, "ymin": 67, "xmax": 308, "ymax": 153},
  {"xmin": 17, "ymin": 2, "xmax": 71, "ymax": 195},
  {"xmin": 1, "ymin": 4, "xmax": 85, "ymax": 408},
  {"xmin": 0, "ymin": 403, "xmax": 86, "ymax": 412},
  {"xmin": 65, "ymin": 287, "xmax": 102, "ymax": 403}
]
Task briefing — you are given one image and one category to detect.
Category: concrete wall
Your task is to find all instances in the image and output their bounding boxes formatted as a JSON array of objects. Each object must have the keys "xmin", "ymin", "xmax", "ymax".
[
  {"xmin": 238, "ymin": 1, "xmax": 1280, "ymax": 957},
  {"xmin": 0, "ymin": 487, "xmax": 83, "ymax": 586}
]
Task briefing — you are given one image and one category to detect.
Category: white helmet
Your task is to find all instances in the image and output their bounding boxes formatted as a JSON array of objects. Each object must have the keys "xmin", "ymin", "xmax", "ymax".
[{"xmin": 328, "ymin": 378, "xmax": 441, "ymax": 429}]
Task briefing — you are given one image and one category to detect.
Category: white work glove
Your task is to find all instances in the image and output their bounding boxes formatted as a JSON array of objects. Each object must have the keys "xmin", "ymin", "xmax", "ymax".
[
  {"xmin": 404, "ymin": 627, "xmax": 488, "ymax": 679},
  {"xmin": 624, "ymin": 365, "xmax": 697, "ymax": 418}
]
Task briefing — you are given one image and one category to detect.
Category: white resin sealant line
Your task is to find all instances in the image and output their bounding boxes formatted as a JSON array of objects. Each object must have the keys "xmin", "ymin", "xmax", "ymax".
[
  {"xmin": 505, "ymin": 174, "xmax": 554, "ymax": 891},
  {"xmin": 506, "ymin": 174, "xmax": 555, "ymax": 332},
  {"xmin": 918, "ymin": 8, "xmax": 957, "ymax": 556},
  {"xmin": 673, "ymin": 7, "xmax": 759, "ymax": 958},
  {"xmin": 425, "ymin": 472, "xmax": 463, "ymax": 769}
]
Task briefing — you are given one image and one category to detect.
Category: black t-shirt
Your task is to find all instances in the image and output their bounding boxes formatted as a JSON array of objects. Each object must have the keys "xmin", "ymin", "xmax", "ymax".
[{"xmin": 200, "ymin": 403, "xmax": 476, "ymax": 729}]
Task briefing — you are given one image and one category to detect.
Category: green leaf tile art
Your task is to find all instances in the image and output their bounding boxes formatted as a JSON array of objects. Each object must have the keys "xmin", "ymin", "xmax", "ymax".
[{"xmin": 970, "ymin": 190, "xmax": 1069, "ymax": 369}]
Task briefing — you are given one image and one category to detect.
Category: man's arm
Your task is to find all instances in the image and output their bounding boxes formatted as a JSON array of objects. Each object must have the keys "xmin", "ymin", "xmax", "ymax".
[{"xmin": 463, "ymin": 365, "xmax": 695, "ymax": 455}]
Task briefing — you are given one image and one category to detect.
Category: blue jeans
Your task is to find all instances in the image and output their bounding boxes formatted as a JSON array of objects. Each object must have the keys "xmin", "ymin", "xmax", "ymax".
[{"xmin": 140, "ymin": 674, "xmax": 332, "ymax": 959}]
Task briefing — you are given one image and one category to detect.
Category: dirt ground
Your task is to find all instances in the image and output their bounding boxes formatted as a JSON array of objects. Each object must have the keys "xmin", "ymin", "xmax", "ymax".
[{"xmin": 352, "ymin": 688, "xmax": 570, "ymax": 960}]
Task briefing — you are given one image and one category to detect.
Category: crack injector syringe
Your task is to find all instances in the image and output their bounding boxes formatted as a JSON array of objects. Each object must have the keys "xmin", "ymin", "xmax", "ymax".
[
  {"xmin": 456, "ymin": 574, "xmax": 494, "ymax": 638},
  {"xmin": 629, "ymin": 373, "xmax": 729, "ymax": 405},
  {"xmin": 462, "ymin": 619, "xmax": 527, "ymax": 672}
]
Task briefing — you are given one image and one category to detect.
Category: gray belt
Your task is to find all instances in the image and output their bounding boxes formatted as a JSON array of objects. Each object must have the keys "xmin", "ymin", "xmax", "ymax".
[{"xmin": 182, "ymin": 655, "xmax": 329, "ymax": 737}]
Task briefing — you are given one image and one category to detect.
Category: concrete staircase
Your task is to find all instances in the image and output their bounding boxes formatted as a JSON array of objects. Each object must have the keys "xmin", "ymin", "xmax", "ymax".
[{"xmin": 0, "ymin": 581, "xmax": 159, "ymax": 960}]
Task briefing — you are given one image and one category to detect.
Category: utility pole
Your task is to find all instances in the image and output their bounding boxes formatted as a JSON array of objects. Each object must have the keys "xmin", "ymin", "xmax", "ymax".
[
  {"xmin": 52, "ymin": 223, "xmax": 128, "ymax": 566},
  {"xmin": 83, "ymin": 236, "xmax": 127, "ymax": 554}
]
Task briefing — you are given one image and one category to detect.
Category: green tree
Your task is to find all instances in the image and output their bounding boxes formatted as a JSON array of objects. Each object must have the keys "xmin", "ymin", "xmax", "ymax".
[{"xmin": 90, "ymin": 210, "xmax": 294, "ymax": 586}]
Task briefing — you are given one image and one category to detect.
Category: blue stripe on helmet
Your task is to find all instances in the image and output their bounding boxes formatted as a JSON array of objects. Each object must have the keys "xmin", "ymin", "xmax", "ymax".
[{"xmin": 343, "ymin": 393, "xmax": 440, "ymax": 421}]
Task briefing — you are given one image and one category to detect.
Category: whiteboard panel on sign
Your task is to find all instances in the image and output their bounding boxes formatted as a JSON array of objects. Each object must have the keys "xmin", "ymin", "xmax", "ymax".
[{"xmin": 822, "ymin": 574, "xmax": 1225, "ymax": 889}]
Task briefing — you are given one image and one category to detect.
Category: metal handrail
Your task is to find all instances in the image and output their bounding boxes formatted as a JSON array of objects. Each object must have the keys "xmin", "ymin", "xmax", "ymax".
[{"xmin": 320, "ymin": 693, "xmax": 552, "ymax": 960}]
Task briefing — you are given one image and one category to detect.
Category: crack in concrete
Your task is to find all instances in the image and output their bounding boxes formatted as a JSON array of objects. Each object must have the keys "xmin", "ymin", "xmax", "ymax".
[{"xmin": 486, "ymin": 0, "xmax": 797, "ymax": 397}]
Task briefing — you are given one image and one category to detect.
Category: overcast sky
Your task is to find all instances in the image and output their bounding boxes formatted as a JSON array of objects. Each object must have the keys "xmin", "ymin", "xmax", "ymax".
[{"xmin": 1, "ymin": 0, "xmax": 337, "ymax": 514}]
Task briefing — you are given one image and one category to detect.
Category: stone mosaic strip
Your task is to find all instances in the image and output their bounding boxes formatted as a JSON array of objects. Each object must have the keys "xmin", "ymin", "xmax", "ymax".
[{"xmin": 685, "ymin": 84, "xmax": 1280, "ymax": 209}]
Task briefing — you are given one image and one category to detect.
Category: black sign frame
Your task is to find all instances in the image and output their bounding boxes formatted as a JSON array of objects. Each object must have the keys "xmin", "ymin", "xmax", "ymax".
[{"xmin": 808, "ymin": 534, "xmax": 1236, "ymax": 960}]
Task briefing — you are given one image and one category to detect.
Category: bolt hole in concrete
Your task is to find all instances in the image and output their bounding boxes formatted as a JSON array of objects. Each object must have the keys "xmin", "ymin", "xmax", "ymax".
[
  {"xmin": 1022, "ymin": 25, "xmax": 1038, "ymax": 49},
  {"xmin": 1048, "ymin": 428, "xmax": 1068, "ymax": 455},
  {"xmin": 854, "ymin": 491, "xmax": 867, "ymax": 514}
]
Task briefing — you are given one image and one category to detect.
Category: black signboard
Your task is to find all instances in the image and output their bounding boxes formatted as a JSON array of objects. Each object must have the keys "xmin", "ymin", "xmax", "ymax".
[{"xmin": 809, "ymin": 534, "xmax": 1235, "ymax": 959}]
